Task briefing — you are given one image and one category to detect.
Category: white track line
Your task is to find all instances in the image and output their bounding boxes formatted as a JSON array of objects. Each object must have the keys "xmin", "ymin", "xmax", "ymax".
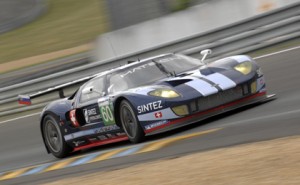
[
  {"xmin": 219, "ymin": 108, "xmax": 300, "ymax": 128},
  {"xmin": 1, "ymin": 45, "xmax": 300, "ymax": 125},
  {"xmin": 254, "ymin": 45, "xmax": 300, "ymax": 59},
  {"xmin": 0, "ymin": 112, "xmax": 40, "ymax": 125}
]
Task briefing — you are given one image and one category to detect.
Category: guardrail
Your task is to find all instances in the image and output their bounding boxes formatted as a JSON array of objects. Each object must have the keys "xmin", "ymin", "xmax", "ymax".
[{"xmin": 0, "ymin": 2, "xmax": 299, "ymax": 116}]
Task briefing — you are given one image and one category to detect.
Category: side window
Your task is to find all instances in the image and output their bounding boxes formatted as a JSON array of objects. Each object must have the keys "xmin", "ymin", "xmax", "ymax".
[
  {"xmin": 80, "ymin": 76, "xmax": 105, "ymax": 103},
  {"xmin": 108, "ymin": 74, "xmax": 128, "ymax": 94}
]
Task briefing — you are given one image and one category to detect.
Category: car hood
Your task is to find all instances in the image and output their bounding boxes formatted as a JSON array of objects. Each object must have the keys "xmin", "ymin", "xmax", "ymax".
[{"xmin": 122, "ymin": 55, "xmax": 258, "ymax": 98}]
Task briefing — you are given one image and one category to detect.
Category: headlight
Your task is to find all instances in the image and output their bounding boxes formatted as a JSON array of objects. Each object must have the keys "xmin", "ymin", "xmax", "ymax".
[
  {"xmin": 148, "ymin": 89, "xmax": 180, "ymax": 98},
  {"xmin": 234, "ymin": 62, "xmax": 253, "ymax": 75}
]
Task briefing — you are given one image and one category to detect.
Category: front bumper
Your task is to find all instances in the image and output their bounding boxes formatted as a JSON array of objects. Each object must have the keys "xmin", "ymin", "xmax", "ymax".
[{"xmin": 145, "ymin": 91, "xmax": 268, "ymax": 135}]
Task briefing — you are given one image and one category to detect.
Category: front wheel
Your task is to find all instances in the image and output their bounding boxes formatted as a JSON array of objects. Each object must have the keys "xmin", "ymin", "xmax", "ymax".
[
  {"xmin": 119, "ymin": 100, "xmax": 145, "ymax": 143},
  {"xmin": 43, "ymin": 115, "xmax": 71, "ymax": 158}
]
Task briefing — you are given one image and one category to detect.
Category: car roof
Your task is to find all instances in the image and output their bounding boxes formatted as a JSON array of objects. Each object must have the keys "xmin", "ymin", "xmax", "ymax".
[{"xmin": 93, "ymin": 53, "xmax": 174, "ymax": 78}]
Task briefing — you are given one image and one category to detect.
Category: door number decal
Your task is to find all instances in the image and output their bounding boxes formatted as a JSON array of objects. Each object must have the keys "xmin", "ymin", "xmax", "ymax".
[{"xmin": 98, "ymin": 98, "xmax": 115, "ymax": 125}]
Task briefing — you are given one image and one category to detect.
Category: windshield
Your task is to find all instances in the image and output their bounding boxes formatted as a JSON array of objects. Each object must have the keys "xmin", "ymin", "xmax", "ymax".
[{"xmin": 107, "ymin": 54, "xmax": 201, "ymax": 93}]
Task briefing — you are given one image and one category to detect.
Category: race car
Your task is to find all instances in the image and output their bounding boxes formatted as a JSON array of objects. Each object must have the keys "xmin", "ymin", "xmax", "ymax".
[{"xmin": 19, "ymin": 50, "xmax": 274, "ymax": 158}]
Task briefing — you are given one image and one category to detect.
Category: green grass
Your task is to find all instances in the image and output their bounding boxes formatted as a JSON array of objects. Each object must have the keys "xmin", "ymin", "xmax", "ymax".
[{"xmin": 0, "ymin": 0, "xmax": 108, "ymax": 64}]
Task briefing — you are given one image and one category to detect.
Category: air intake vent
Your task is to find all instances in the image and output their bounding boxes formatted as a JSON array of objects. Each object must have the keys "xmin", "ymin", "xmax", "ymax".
[
  {"xmin": 165, "ymin": 79, "xmax": 192, "ymax": 87},
  {"xmin": 200, "ymin": 68, "xmax": 213, "ymax": 76}
]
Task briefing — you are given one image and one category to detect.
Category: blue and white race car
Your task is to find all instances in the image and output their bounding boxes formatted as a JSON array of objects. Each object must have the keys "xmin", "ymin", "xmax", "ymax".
[{"xmin": 20, "ymin": 51, "xmax": 274, "ymax": 158}]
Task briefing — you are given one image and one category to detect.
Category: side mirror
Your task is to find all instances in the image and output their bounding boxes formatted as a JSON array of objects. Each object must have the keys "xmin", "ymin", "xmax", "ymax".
[
  {"xmin": 200, "ymin": 49, "xmax": 212, "ymax": 62},
  {"xmin": 82, "ymin": 86, "xmax": 105, "ymax": 96},
  {"xmin": 82, "ymin": 86, "xmax": 94, "ymax": 95}
]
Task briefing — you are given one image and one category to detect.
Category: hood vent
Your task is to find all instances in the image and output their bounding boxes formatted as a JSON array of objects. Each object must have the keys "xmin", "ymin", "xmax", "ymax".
[
  {"xmin": 164, "ymin": 79, "xmax": 192, "ymax": 87},
  {"xmin": 200, "ymin": 68, "xmax": 214, "ymax": 76},
  {"xmin": 200, "ymin": 67, "xmax": 226, "ymax": 76}
]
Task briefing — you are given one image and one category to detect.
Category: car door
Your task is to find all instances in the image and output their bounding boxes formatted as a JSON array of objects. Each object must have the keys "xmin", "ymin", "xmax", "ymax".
[{"xmin": 76, "ymin": 75, "xmax": 123, "ymax": 139}]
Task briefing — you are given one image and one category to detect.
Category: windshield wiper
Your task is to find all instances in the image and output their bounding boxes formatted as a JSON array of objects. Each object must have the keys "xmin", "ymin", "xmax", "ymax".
[{"xmin": 152, "ymin": 60, "xmax": 176, "ymax": 77}]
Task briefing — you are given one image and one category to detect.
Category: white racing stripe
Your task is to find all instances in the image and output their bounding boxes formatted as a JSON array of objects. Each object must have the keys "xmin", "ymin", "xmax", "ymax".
[
  {"xmin": 230, "ymin": 55, "xmax": 252, "ymax": 63},
  {"xmin": 218, "ymin": 108, "xmax": 300, "ymax": 128},
  {"xmin": 202, "ymin": 73, "xmax": 236, "ymax": 90},
  {"xmin": 185, "ymin": 78, "xmax": 218, "ymax": 96}
]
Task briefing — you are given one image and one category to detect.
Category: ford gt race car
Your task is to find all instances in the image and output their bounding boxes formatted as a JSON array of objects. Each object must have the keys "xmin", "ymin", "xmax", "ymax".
[{"xmin": 19, "ymin": 51, "xmax": 274, "ymax": 158}]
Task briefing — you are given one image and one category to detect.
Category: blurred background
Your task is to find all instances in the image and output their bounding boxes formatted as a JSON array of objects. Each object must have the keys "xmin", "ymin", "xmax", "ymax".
[
  {"xmin": 0, "ymin": 0, "xmax": 299, "ymax": 116},
  {"xmin": 0, "ymin": 0, "xmax": 298, "ymax": 73}
]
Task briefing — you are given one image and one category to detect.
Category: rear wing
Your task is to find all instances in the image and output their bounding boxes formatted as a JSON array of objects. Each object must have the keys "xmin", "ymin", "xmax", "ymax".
[{"xmin": 18, "ymin": 74, "xmax": 97, "ymax": 105}]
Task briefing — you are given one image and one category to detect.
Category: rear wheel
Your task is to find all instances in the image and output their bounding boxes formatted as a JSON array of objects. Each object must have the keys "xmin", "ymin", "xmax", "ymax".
[
  {"xmin": 43, "ymin": 115, "xmax": 71, "ymax": 158},
  {"xmin": 120, "ymin": 100, "xmax": 145, "ymax": 143}
]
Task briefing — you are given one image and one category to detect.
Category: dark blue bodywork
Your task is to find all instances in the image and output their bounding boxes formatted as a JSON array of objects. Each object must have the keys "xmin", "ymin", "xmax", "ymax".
[{"xmin": 40, "ymin": 54, "xmax": 268, "ymax": 153}]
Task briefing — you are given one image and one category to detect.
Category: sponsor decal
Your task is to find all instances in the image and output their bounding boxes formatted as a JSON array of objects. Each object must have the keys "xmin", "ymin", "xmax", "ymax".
[
  {"xmin": 94, "ymin": 125, "xmax": 119, "ymax": 134},
  {"xmin": 116, "ymin": 132, "xmax": 126, "ymax": 136},
  {"xmin": 89, "ymin": 138, "xmax": 98, "ymax": 142},
  {"xmin": 119, "ymin": 56, "xmax": 181, "ymax": 78},
  {"xmin": 120, "ymin": 64, "xmax": 149, "ymax": 78},
  {"xmin": 154, "ymin": 112, "xmax": 163, "ymax": 118},
  {"xmin": 97, "ymin": 135, "xmax": 108, "ymax": 140},
  {"xmin": 257, "ymin": 68, "xmax": 263, "ymax": 77},
  {"xmin": 83, "ymin": 107, "xmax": 101, "ymax": 123},
  {"xmin": 87, "ymin": 108, "xmax": 97, "ymax": 115},
  {"xmin": 138, "ymin": 107, "xmax": 179, "ymax": 121},
  {"xmin": 97, "ymin": 133, "xmax": 125, "ymax": 141},
  {"xmin": 106, "ymin": 133, "xmax": 116, "ymax": 139},
  {"xmin": 137, "ymin": 100, "xmax": 163, "ymax": 114},
  {"xmin": 98, "ymin": 99, "xmax": 115, "ymax": 125},
  {"xmin": 256, "ymin": 76, "xmax": 265, "ymax": 92},
  {"xmin": 259, "ymin": 78, "xmax": 264, "ymax": 85},
  {"xmin": 145, "ymin": 120, "xmax": 168, "ymax": 130},
  {"xmin": 73, "ymin": 140, "xmax": 85, "ymax": 147}
]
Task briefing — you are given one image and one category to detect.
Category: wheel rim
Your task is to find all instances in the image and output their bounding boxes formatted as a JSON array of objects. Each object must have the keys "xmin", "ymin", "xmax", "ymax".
[
  {"xmin": 45, "ymin": 119, "xmax": 62, "ymax": 153},
  {"xmin": 120, "ymin": 104, "xmax": 137, "ymax": 138}
]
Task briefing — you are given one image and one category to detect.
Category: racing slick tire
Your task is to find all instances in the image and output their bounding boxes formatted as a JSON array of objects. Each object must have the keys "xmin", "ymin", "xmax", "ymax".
[
  {"xmin": 43, "ymin": 115, "xmax": 71, "ymax": 158},
  {"xmin": 120, "ymin": 100, "xmax": 145, "ymax": 143}
]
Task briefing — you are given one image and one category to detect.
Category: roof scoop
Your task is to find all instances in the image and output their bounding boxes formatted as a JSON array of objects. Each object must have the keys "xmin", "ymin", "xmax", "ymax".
[{"xmin": 200, "ymin": 49, "xmax": 212, "ymax": 64}]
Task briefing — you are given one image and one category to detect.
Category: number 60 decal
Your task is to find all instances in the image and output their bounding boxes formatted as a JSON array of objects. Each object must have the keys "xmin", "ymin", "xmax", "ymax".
[{"xmin": 99, "ymin": 105, "xmax": 115, "ymax": 125}]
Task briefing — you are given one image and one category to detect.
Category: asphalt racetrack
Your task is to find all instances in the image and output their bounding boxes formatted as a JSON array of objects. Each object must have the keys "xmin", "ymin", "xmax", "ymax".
[{"xmin": 1, "ymin": 46, "xmax": 300, "ymax": 184}]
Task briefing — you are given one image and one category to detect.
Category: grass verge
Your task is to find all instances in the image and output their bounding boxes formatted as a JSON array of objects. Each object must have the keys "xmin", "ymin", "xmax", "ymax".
[
  {"xmin": 43, "ymin": 136, "xmax": 300, "ymax": 185},
  {"xmin": 0, "ymin": 44, "xmax": 91, "ymax": 74},
  {"xmin": 0, "ymin": 0, "xmax": 108, "ymax": 64}
]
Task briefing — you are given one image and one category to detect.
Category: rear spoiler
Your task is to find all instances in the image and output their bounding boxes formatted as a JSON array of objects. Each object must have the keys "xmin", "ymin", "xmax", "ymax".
[{"xmin": 18, "ymin": 74, "xmax": 97, "ymax": 105}]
